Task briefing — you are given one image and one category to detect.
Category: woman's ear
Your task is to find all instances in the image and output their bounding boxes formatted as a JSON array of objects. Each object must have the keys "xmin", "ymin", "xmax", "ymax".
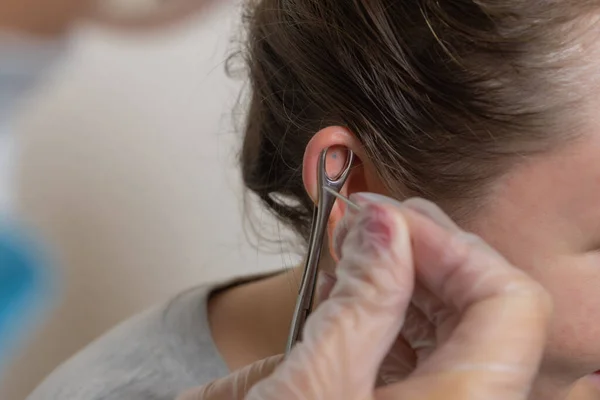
[{"xmin": 302, "ymin": 126, "xmax": 388, "ymax": 262}]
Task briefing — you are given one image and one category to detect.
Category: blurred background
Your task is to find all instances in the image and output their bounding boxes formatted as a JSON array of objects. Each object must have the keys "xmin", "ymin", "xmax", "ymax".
[{"xmin": 1, "ymin": 2, "xmax": 294, "ymax": 399}]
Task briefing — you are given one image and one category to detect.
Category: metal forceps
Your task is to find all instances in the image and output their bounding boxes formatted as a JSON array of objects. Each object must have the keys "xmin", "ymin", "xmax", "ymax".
[{"xmin": 286, "ymin": 147, "xmax": 359, "ymax": 354}]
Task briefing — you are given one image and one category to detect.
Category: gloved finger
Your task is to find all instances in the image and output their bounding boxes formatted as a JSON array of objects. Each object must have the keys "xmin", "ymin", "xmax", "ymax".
[
  {"xmin": 176, "ymin": 355, "xmax": 283, "ymax": 400},
  {"xmin": 248, "ymin": 203, "xmax": 414, "ymax": 400},
  {"xmin": 401, "ymin": 206, "xmax": 552, "ymax": 397},
  {"xmin": 336, "ymin": 194, "xmax": 462, "ymax": 261}
]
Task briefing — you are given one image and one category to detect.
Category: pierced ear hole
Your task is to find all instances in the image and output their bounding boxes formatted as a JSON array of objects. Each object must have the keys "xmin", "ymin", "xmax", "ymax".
[{"xmin": 325, "ymin": 146, "xmax": 351, "ymax": 180}]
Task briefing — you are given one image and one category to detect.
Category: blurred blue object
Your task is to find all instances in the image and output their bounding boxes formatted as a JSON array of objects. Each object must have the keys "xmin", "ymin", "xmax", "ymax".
[
  {"xmin": 0, "ymin": 220, "xmax": 52, "ymax": 371},
  {"xmin": 0, "ymin": 33, "xmax": 62, "ymax": 374}
]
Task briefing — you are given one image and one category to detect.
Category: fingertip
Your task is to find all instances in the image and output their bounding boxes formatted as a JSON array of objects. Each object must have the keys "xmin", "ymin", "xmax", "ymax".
[
  {"xmin": 335, "ymin": 203, "xmax": 414, "ymax": 303},
  {"xmin": 341, "ymin": 203, "xmax": 407, "ymax": 263}
]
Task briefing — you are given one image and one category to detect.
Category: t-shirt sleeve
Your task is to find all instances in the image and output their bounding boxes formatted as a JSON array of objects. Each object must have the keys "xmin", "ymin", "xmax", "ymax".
[{"xmin": 27, "ymin": 284, "xmax": 230, "ymax": 400}]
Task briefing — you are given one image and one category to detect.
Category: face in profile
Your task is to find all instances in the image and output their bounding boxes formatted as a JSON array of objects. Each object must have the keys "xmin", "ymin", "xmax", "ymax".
[{"xmin": 458, "ymin": 128, "xmax": 600, "ymax": 396}]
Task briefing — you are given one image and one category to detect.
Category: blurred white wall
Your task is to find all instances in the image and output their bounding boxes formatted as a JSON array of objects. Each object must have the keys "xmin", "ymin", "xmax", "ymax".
[{"xmin": 1, "ymin": 4, "xmax": 296, "ymax": 399}]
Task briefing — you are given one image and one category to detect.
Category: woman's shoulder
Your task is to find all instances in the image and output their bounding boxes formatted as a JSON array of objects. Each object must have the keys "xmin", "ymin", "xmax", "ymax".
[{"xmin": 27, "ymin": 281, "xmax": 231, "ymax": 400}]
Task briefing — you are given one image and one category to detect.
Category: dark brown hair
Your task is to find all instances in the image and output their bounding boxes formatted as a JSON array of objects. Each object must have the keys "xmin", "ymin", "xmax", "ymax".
[{"xmin": 238, "ymin": 0, "xmax": 599, "ymax": 243}]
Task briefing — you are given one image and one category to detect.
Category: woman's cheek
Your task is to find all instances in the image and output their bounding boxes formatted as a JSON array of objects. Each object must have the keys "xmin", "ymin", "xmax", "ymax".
[{"xmin": 530, "ymin": 254, "xmax": 600, "ymax": 376}]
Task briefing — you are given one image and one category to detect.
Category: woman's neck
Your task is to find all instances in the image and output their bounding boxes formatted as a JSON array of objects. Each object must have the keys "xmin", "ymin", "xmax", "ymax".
[{"xmin": 208, "ymin": 267, "xmax": 303, "ymax": 370}]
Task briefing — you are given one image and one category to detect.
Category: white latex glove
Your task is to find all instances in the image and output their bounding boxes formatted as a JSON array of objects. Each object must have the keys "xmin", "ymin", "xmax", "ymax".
[{"xmin": 178, "ymin": 195, "xmax": 552, "ymax": 400}]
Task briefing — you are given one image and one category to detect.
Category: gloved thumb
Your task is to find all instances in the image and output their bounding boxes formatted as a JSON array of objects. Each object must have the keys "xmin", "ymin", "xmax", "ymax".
[{"xmin": 176, "ymin": 355, "xmax": 283, "ymax": 400}]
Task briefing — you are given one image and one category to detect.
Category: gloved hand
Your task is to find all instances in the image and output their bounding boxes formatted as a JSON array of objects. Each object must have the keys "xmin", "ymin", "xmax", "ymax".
[{"xmin": 178, "ymin": 195, "xmax": 552, "ymax": 400}]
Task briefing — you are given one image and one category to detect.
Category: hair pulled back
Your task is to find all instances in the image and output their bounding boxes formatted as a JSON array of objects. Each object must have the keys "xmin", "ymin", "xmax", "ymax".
[{"xmin": 239, "ymin": 0, "xmax": 599, "ymax": 242}]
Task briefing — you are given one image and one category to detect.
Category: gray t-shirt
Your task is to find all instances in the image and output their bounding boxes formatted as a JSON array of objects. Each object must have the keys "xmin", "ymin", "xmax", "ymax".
[{"xmin": 27, "ymin": 282, "xmax": 232, "ymax": 400}]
